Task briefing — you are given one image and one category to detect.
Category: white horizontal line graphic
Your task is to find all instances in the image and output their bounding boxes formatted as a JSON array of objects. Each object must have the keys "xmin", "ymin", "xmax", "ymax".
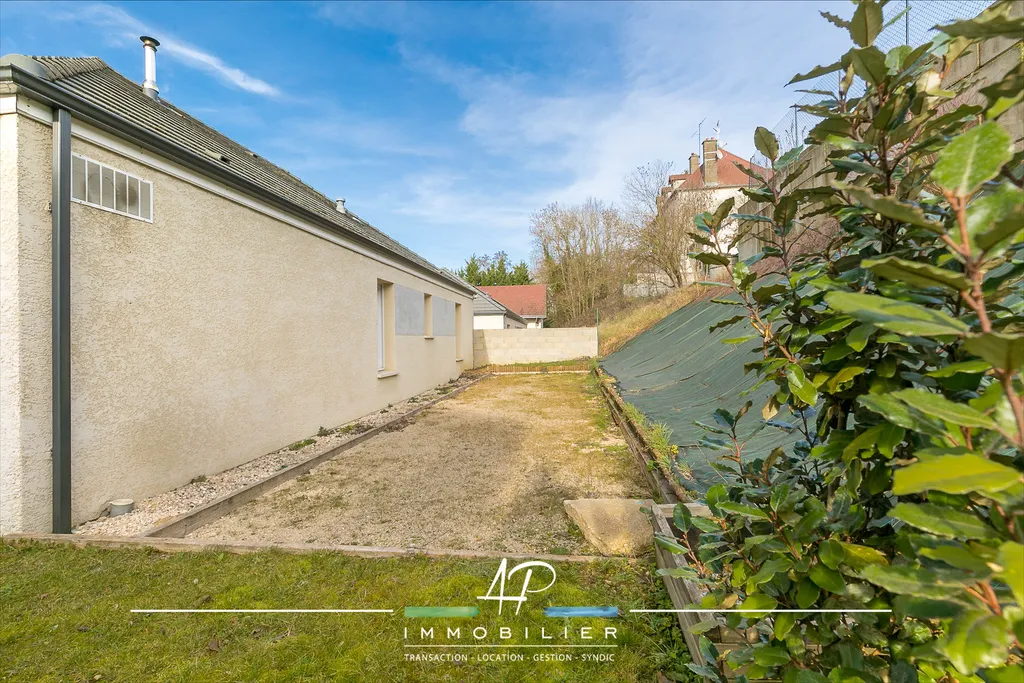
[
  {"xmin": 630, "ymin": 609, "xmax": 893, "ymax": 613},
  {"xmin": 131, "ymin": 609, "xmax": 393, "ymax": 613}
]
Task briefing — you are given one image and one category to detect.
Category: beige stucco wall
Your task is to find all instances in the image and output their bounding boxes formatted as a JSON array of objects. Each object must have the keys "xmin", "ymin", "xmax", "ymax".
[
  {"xmin": 0, "ymin": 101, "xmax": 474, "ymax": 532},
  {"xmin": 473, "ymin": 327, "xmax": 597, "ymax": 365}
]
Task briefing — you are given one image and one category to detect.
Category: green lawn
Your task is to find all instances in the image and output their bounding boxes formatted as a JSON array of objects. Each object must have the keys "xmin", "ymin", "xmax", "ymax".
[{"xmin": 1, "ymin": 541, "xmax": 692, "ymax": 682}]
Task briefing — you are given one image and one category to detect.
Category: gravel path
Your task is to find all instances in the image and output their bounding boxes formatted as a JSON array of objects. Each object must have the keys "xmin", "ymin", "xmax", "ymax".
[
  {"xmin": 191, "ymin": 374, "xmax": 651, "ymax": 554},
  {"xmin": 74, "ymin": 376, "xmax": 476, "ymax": 536}
]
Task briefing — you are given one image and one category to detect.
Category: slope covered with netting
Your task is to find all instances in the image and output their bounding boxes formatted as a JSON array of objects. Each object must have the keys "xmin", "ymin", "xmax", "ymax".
[{"xmin": 601, "ymin": 297, "xmax": 799, "ymax": 495}]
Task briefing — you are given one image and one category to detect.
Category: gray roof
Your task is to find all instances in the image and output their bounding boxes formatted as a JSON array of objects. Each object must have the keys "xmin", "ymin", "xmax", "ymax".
[{"xmin": 0, "ymin": 55, "xmax": 471, "ymax": 294}]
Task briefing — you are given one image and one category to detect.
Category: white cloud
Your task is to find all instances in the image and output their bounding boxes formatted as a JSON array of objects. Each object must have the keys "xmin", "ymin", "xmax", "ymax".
[
  {"xmin": 397, "ymin": 1, "xmax": 848, "ymax": 222},
  {"xmin": 51, "ymin": 3, "xmax": 281, "ymax": 97}
]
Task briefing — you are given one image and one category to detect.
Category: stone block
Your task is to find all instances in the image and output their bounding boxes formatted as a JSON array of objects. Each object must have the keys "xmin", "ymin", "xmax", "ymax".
[{"xmin": 564, "ymin": 498, "xmax": 653, "ymax": 556}]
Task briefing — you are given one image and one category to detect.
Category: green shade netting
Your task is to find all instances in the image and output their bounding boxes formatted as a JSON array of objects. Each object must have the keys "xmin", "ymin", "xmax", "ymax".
[{"xmin": 601, "ymin": 297, "xmax": 800, "ymax": 495}]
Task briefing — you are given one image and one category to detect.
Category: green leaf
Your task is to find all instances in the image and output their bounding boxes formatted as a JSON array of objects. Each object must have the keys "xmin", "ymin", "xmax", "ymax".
[
  {"xmin": 811, "ymin": 315, "xmax": 855, "ymax": 335},
  {"xmin": 846, "ymin": 324, "xmax": 874, "ymax": 352},
  {"xmin": 753, "ymin": 645, "xmax": 790, "ymax": 667},
  {"xmin": 787, "ymin": 60, "xmax": 843, "ymax": 86},
  {"xmin": 825, "ymin": 291, "xmax": 968, "ymax": 337},
  {"xmin": 739, "ymin": 593, "xmax": 777, "ymax": 618},
  {"xmin": 654, "ymin": 535, "xmax": 690, "ymax": 555},
  {"xmin": 918, "ymin": 545, "xmax": 992, "ymax": 575},
  {"xmin": 711, "ymin": 197, "xmax": 735, "ymax": 229},
  {"xmin": 796, "ymin": 577, "xmax": 820, "ymax": 608},
  {"xmin": 939, "ymin": 15, "xmax": 1024, "ymax": 39},
  {"xmin": 674, "ymin": 503, "xmax": 692, "ymax": 534},
  {"xmin": 966, "ymin": 184, "xmax": 1024, "ymax": 251},
  {"xmin": 688, "ymin": 618, "xmax": 722, "ymax": 635},
  {"xmin": 785, "ymin": 364, "xmax": 818, "ymax": 406},
  {"xmin": 864, "ymin": 257, "xmax": 970, "ymax": 291},
  {"xmin": 691, "ymin": 251, "xmax": 731, "ymax": 267},
  {"xmin": 839, "ymin": 186, "xmax": 945, "ymax": 233},
  {"xmin": 754, "ymin": 126, "xmax": 779, "ymax": 162},
  {"xmin": 927, "ymin": 360, "xmax": 991, "ymax": 377},
  {"xmin": 825, "ymin": 365, "xmax": 866, "ymax": 393},
  {"xmin": 858, "ymin": 394, "xmax": 944, "ymax": 436},
  {"xmin": 775, "ymin": 145, "xmax": 804, "ymax": 170},
  {"xmin": 819, "ymin": 10, "xmax": 849, "ymax": 30},
  {"xmin": 849, "ymin": 0, "xmax": 882, "ymax": 46},
  {"xmin": 890, "ymin": 502, "xmax": 996, "ymax": 540},
  {"xmin": 749, "ymin": 557, "xmax": 793, "ymax": 588},
  {"xmin": 892, "ymin": 388, "xmax": 998, "ymax": 429},
  {"xmin": 809, "ymin": 563, "xmax": 846, "ymax": 593},
  {"xmin": 860, "ymin": 564, "xmax": 965, "ymax": 598},
  {"xmin": 717, "ymin": 501, "xmax": 770, "ymax": 520},
  {"xmin": 819, "ymin": 539, "xmax": 845, "ymax": 569},
  {"xmin": 692, "ymin": 517, "xmax": 720, "ymax": 533},
  {"xmin": 657, "ymin": 566, "xmax": 701, "ymax": 580},
  {"xmin": 932, "ymin": 121, "xmax": 1013, "ymax": 198},
  {"xmin": 940, "ymin": 610, "xmax": 1013, "ymax": 674},
  {"xmin": 964, "ymin": 333, "xmax": 1024, "ymax": 372},
  {"xmin": 705, "ymin": 484, "xmax": 726, "ymax": 516},
  {"xmin": 850, "ymin": 46, "xmax": 887, "ymax": 86},
  {"xmin": 997, "ymin": 542, "xmax": 1023, "ymax": 607},
  {"xmin": 894, "ymin": 453, "xmax": 1020, "ymax": 495},
  {"xmin": 773, "ymin": 610, "xmax": 796, "ymax": 640},
  {"xmin": 837, "ymin": 542, "xmax": 888, "ymax": 569}
]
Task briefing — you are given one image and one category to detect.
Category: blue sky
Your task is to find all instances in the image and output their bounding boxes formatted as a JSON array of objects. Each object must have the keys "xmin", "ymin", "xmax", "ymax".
[{"xmin": 3, "ymin": 1, "xmax": 873, "ymax": 268}]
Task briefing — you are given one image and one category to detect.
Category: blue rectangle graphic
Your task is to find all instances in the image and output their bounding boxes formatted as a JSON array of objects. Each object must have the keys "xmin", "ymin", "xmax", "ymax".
[{"xmin": 544, "ymin": 606, "xmax": 619, "ymax": 618}]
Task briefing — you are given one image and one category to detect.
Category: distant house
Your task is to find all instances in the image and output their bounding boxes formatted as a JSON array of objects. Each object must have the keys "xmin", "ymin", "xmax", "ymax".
[
  {"xmin": 479, "ymin": 285, "xmax": 547, "ymax": 328},
  {"xmin": 631, "ymin": 137, "xmax": 769, "ymax": 295},
  {"xmin": 0, "ymin": 44, "xmax": 476, "ymax": 533},
  {"xmin": 470, "ymin": 286, "xmax": 527, "ymax": 329}
]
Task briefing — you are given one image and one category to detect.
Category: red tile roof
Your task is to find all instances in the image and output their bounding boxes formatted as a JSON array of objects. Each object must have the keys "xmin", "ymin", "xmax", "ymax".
[
  {"xmin": 478, "ymin": 284, "xmax": 547, "ymax": 318},
  {"xmin": 670, "ymin": 149, "xmax": 768, "ymax": 189}
]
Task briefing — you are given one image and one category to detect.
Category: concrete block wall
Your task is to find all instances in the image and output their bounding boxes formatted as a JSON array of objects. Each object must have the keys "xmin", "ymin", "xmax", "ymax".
[{"xmin": 473, "ymin": 327, "xmax": 598, "ymax": 365}]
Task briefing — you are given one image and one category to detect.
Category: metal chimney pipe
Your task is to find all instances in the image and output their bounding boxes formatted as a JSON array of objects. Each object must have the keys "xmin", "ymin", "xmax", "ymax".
[{"xmin": 140, "ymin": 36, "xmax": 160, "ymax": 100}]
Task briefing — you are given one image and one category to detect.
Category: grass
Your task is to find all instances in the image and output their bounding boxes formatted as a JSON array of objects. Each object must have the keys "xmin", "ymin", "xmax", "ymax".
[
  {"xmin": 1, "ymin": 541, "xmax": 694, "ymax": 682},
  {"xmin": 287, "ymin": 438, "xmax": 316, "ymax": 451},
  {"xmin": 597, "ymin": 285, "xmax": 711, "ymax": 356}
]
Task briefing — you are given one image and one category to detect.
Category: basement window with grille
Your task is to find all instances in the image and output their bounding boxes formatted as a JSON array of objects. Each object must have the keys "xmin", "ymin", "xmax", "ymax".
[{"xmin": 71, "ymin": 154, "xmax": 153, "ymax": 222}]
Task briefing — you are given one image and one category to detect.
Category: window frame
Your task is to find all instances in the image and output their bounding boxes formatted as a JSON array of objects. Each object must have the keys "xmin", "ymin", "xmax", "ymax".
[
  {"xmin": 377, "ymin": 280, "xmax": 396, "ymax": 376},
  {"xmin": 423, "ymin": 293, "xmax": 433, "ymax": 338},
  {"xmin": 71, "ymin": 153, "xmax": 154, "ymax": 223}
]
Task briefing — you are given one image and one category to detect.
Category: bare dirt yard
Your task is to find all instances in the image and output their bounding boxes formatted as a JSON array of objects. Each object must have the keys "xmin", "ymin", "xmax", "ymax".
[{"xmin": 192, "ymin": 373, "xmax": 651, "ymax": 554}]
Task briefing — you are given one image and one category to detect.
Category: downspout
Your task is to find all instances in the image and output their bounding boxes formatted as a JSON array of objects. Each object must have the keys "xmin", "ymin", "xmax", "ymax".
[{"xmin": 51, "ymin": 107, "xmax": 72, "ymax": 533}]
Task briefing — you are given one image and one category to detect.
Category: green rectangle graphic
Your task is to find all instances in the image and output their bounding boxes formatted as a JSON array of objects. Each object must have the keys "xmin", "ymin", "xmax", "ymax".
[{"xmin": 404, "ymin": 606, "xmax": 480, "ymax": 618}]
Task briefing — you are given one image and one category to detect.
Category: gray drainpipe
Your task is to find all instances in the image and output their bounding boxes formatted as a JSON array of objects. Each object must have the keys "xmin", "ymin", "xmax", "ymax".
[{"xmin": 51, "ymin": 107, "xmax": 72, "ymax": 533}]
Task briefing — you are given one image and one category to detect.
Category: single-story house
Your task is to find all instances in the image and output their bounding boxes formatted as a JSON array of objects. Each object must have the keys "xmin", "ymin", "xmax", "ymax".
[
  {"xmin": 478, "ymin": 284, "xmax": 546, "ymax": 328},
  {"xmin": 0, "ymin": 42, "xmax": 477, "ymax": 534},
  {"xmin": 470, "ymin": 285, "xmax": 527, "ymax": 329}
]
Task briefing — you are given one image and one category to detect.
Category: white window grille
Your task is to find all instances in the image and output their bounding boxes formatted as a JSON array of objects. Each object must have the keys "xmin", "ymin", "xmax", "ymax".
[{"xmin": 71, "ymin": 154, "xmax": 153, "ymax": 222}]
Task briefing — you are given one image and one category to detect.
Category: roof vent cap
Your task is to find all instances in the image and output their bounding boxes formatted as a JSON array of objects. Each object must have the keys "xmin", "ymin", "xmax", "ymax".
[
  {"xmin": 336, "ymin": 198, "xmax": 347, "ymax": 214},
  {"xmin": 140, "ymin": 36, "xmax": 160, "ymax": 100}
]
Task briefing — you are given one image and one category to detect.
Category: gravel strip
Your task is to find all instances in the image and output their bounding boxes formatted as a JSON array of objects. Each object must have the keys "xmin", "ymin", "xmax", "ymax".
[{"xmin": 73, "ymin": 376, "xmax": 476, "ymax": 537}]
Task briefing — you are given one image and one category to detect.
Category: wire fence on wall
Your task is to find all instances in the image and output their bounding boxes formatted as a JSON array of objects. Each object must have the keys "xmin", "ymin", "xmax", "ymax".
[{"xmin": 750, "ymin": 0, "xmax": 993, "ymax": 172}]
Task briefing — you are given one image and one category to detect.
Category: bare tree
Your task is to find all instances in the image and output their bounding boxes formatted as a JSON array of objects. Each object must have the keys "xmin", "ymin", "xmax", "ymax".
[
  {"xmin": 621, "ymin": 159, "xmax": 674, "ymax": 230},
  {"xmin": 645, "ymin": 186, "xmax": 717, "ymax": 288},
  {"xmin": 530, "ymin": 199, "xmax": 632, "ymax": 326}
]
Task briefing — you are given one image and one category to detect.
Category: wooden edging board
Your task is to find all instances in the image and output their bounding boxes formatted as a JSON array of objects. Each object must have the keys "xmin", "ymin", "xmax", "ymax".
[
  {"xmin": 144, "ymin": 374, "xmax": 492, "ymax": 539},
  {"xmin": 598, "ymin": 376, "xmax": 680, "ymax": 504},
  {"xmin": 652, "ymin": 502, "xmax": 747, "ymax": 678},
  {"xmin": 1, "ymin": 533, "xmax": 622, "ymax": 564}
]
